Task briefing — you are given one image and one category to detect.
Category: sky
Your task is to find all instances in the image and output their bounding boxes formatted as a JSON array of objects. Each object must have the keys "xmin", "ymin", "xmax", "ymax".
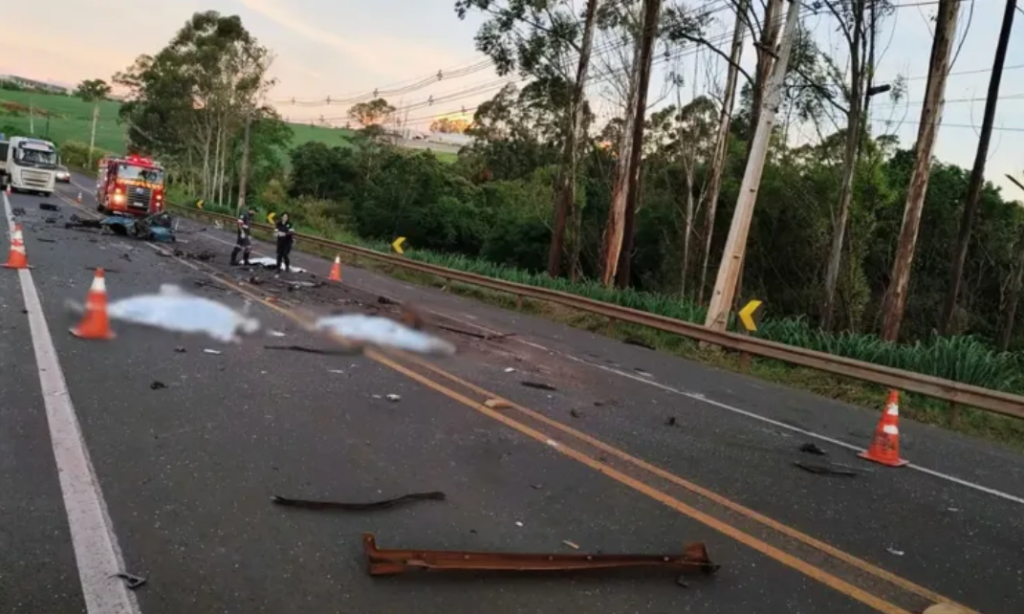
[{"xmin": 4, "ymin": 0, "xmax": 1023, "ymax": 197}]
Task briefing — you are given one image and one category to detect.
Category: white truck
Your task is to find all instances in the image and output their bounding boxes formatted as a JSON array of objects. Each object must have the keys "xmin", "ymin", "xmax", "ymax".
[{"xmin": 5, "ymin": 136, "xmax": 58, "ymax": 196}]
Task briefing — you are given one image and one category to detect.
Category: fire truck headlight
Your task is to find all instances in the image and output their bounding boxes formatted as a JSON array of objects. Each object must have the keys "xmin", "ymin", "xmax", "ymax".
[{"xmin": 112, "ymin": 193, "xmax": 125, "ymax": 204}]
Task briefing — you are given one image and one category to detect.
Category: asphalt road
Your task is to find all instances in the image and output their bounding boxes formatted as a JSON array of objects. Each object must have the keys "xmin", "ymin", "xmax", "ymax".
[{"xmin": 0, "ymin": 175, "xmax": 1020, "ymax": 614}]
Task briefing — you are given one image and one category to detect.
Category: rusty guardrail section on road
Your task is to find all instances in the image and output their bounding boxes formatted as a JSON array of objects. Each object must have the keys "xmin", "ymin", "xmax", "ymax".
[{"xmin": 171, "ymin": 204, "xmax": 1024, "ymax": 421}]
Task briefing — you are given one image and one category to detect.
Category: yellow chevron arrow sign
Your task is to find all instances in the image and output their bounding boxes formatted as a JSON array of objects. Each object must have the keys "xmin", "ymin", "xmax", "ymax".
[
  {"xmin": 392, "ymin": 236, "xmax": 407, "ymax": 254},
  {"xmin": 738, "ymin": 299, "xmax": 764, "ymax": 332}
]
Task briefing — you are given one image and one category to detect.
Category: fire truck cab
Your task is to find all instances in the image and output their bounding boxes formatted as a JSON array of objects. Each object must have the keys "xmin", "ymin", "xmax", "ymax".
[{"xmin": 97, "ymin": 154, "xmax": 166, "ymax": 216}]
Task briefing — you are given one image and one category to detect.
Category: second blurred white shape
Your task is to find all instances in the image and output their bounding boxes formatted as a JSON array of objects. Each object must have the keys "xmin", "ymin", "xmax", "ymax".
[{"xmin": 314, "ymin": 314, "xmax": 455, "ymax": 356}]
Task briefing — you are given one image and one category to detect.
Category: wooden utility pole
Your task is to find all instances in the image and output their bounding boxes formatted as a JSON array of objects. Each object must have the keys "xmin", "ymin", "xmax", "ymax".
[
  {"xmin": 547, "ymin": 0, "xmax": 600, "ymax": 278},
  {"xmin": 88, "ymin": 103, "xmax": 100, "ymax": 169},
  {"xmin": 29, "ymin": 97, "xmax": 35, "ymax": 134},
  {"xmin": 704, "ymin": 0, "xmax": 802, "ymax": 331},
  {"xmin": 236, "ymin": 108, "xmax": 253, "ymax": 214},
  {"xmin": 599, "ymin": 0, "xmax": 662, "ymax": 287},
  {"xmin": 879, "ymin": 0, "xmax": 959, "ymax": 341},
  {"xmin": 698, "ymin": 0, "xmax": 747, "ymax": 305},
  {"xmin": 939, "ymin": 0, "xmax": 1017, "ymax": 335}
]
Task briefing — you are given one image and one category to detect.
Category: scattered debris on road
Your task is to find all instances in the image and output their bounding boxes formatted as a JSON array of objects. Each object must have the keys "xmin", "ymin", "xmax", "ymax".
[
  {"xmin": 563, "ymin": 540, "xmax": 580, "ymax": 550},
  {"xmin": 665, "ymin": 416, "xmax": 677, "ymax": 426},
  {"xmin": 436, "ymin": 323, "xmax": 515, "ymax": 341},
  {"xmin": 520, "ymin": 381, "xmax": 557, "ymax": 391},
  {"xmin": 203, "ymin": 349, "xmax": 223, "ymax": 355},
  {"xmin": 66, "ymin": 214, "xmax": 103, "ymax": 230},
  {"xmin": 11, "ymin": 207, "xmax": 26, "ymax": 216},
  {"xmin": 792, "ymin": 461, "xmax": 859, "ymax": 477},
  {"xmin": 484, "ymin": 398, "xmax": 511, "ymax": 409},
  {"xmin": 633, "ymin": 368, "xmax": 654, "ymax": 378},
  {"xmin": 268, "ymin": 330, "xmax": 286, "ymax": 337},
  {"xmin": 39, "ymin": 203, "xmax": 60, "ymax": 211},
  {"xmin": 174, "ymin": 347, "xmax": 187, "ymax": 353},
  {"xmin": 377, "ymin": 296, "xmax": 397, "ymax": 305},
  {"xmin": 885, "ymin": 547, "xmax": 905, "ymax": 557},
  {"xmin": 799, "ymin": 443, "xmax": 827, "ymax": 456},
  {"xmin": 570, "ymin": 409, "xmax": 583, "ymax": 419},
  {"xmin": 623, "ymin": 337, "xmax": 655, "ymax": 350},
  {"xmin": 37, "ymin": 237, "xmax": 57, "ymax": 243},
  {"xmin": 362, "ymin": 533, "xmax": 720, "ymax": 577},
  {"xmin": 263, "ymin": 344, "xmax": 358, "ymax": 356},
  {"xmin": 150, "ymin": 381, "xmax": 167, "ymax": 390},
  {"xmin": 504, "ymin": 367, "xmax": 516, "ymax": 373},
  {"xmin": 111, "ymin": 572, "xmax": 147, "ymax": 590},
  {"xmin": 271, "ymin": 491, "xmax": 445, "ymax": 511},
  {"xmin": 386, "ymin": 394, "xmax": 401, "ymax": 402}
]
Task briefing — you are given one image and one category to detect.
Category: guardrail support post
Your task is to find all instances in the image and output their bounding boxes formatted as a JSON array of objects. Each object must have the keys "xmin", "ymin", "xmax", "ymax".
[
  {"xmin": 515, "ymin": 294, "xmax": 523, "ymax": 309},
  {"xmin": 738, "ymin": 351, "xmax": 752, "ymax": 373},
  {"xmin": 947, "ymin": 400, "xmax": 961, "ymax": 428}
]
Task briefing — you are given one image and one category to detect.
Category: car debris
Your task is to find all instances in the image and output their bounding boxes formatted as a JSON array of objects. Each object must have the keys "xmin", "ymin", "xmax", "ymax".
[
  {"xmin": 570, "ymin": 409, "xmax": 583, "ymax": 419},
  {"xmin": 203, "ymin": 349, "xmax": 223, "ymax": 355},
  {"xmin": 484, "ymin": 398, "xmax": 511, "ymax": 409},
  {"xmin": 37, "ymin": 237, "xmax": 57, "ymax": 243},
  {"xmin": 435, "ymin": 323, "xmax": 515, "ymax": 341},
  {"xmin": 263, "ymin": 344, "xmax": 359, "ymax": 356},
  {"xmin": 885, "ymin": 547, "xmax": 905, "ymax": 557},
  {"xmin": 520, "ymin": 381, "xmax": 557, "ymax": 391},
  {"xmin": 66, "ymin": 214, "xmax": 103, "ymax": 230},
  {"xmin": 150, "ymin": 381, "xmax": 167, "ymax": 390},
  {"xmin": 272, "ymin": 491, "xmax": 445, "ymax": 511},
  {"xmin": 623, "ymin": 337, "xmax": 655, "ymax": 350},
  {"xmin": 563, "ymin": 540, "xmax": 580, "ymax": 550},
  {"xmin": 174, "ymin": 347, "xmax": 187, "ymax": 353},
  {"xmin": 111, "ymin": 572, "xmax": 147, "ymax": 590},
  {"xmin": 665, "ymin": 416, "xmax": 677, "ymax": 426},
  {"xmin": 11, "ymin": 207, "xmax": 26, "ymax": 216},
  {"xmin": 792, "ymin": 461, "xmax": 859, "ymax": 477},
  {"xmin": 386, "ymin": 394, "xmax": 401, "ymax": 402},
  {"xmin": 39, "ymin": 203, "xmax": 60, "ymax": 211},
  {"xmin": 799, "ymin": 443, "xmax": 827, "ymax": 456},
  {"xmin": 361, "ymin": 533, "xmax": 720, "ymax": 577}
]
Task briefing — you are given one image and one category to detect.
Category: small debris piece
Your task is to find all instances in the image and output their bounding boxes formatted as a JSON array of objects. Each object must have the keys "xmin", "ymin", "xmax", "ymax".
[
  {"xmin": 37, "ymin": 237, "xmax": 57, "ymax": 243},
  {"xmin": 150, "ymin": 381, "xmax": 167, "ymax": 390},
  {"xmin": 44, "ymin": 217, "xmax": 57, "ymax": 223},
  {"xmin": 947, "ymin": 507, "xmax": 960, "ymax": 513},
  {"xmin": 799, "ymin": 443, "xmax": 827, "ymax": 456},
  {"xmin": 196, "ymin": 250, "xmax": 216, "ymax": 262},
  {"xmin": 484, "ymin": 398, "xmax": 511, "ymax": 409},
  {"xmin": 570, "ymin": 409, "xmax": 582, "ymax": 419},
  {"xmin": 378, "ymin": 296, "xmax": 398, "ymax": 305},
  {"xmin": 503, "ymin": 367, "xmax": 516, "ymax": 373},
  {"xmin": 111, "ymin": 572, "xmax": 147, "ymax": 590},
  {"xmin": 675, "ymin": 576, "xmax": 691, "ymax": 588},
  {"xmin": 268, "ymin": 330, "xmax": 286, "ymax": 337},
  {"xmin": 386, "ymin": 394, "xmax": 401, "ymax": 402},
  {"xmin": 633, "ymin": 368, "xmax": 654, "ymax": 378},
  {"xmin": 174, "ymin": 347, "xmax": 187, "ymax": 353},
  {"xmin": 203, "ymin": 349, "xmax": 222, "ymax": 355},
  {"xmin": 623, "ymin": 337, "xmax": 654, "ymax": 350},
  {"xmin": 515, "ymin": 521, "xmax": 524, "ymax": 527},
  {"xmin": 121, "ymin": 252, "xmax": 132, "ymax": 262},
  {"xmin": 272, "ymin": 491, "xmax": 445, "ymax": 511},
  {"xmin": 39, "ymin": 203, "xmax": 60, "ymax": 211},
  {"xmin": 793, "ymin": 461, "xmax": 858, "ymax": 477},
  {"xmin": 521, "ymin": 381, "xmax": 557, "ymax": 391},
  {"xmin": 665, "ymin": 417, "xmax": 677, "ymax": 426},
  {"xmin": 263, "ymin": 344, "xmax": 357, "ymax": 356},
  {"xmin": 563, "ymin": 540, "xmax": 580, "ymax": 550},
  {"xmin": 530, "ymin": 484, "xmax": 543, "ymax": 490},
  {"xmin": 328, "ymin": 369, "xmax": 346, "ymax": 375},
  {"xmin": 11, "ymin": 207, "xmax": 26, "ymax": 215},
  {"xmin": 885, "ymin": 547, "xmax": 905, "ymax": 557}
]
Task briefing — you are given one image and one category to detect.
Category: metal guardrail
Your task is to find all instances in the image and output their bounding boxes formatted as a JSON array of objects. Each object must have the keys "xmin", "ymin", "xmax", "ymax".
[{"xmin": 172, "ymin": 203, "xmax": 1024, "ymax": 421}]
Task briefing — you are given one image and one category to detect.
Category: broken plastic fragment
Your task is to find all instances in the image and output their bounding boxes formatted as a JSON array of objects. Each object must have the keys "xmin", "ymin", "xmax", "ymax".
[
  {"xmin": 314, "ymin": 314, "xmax": 455, "ymax": 356},
  {"xmin": 386, "ymin": 394, "xmax": 401, "ymax": 402}
]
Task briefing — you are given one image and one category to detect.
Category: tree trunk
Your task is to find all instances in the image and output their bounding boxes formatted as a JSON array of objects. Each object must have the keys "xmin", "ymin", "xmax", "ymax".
[
  {"xmin": 615, "ymin": 169, "xmax": 644, "ymax": 287},
  {"xmin": 698, "ymin": 0, "xmax": 746, "ymax": 305},
  {"xmin": 88, "ymin": 103, "xmax": 99, "ymax": 170},
  {"xmin": 237, "ymin": 109, "xmax": 253, "ymax": 213},
  {"xmin": 998, "ymin": 226, "xmax": 1024, "ymax": 351},
  {"xmin": 879, "ymin": 0, "xmax": 959, "ymax": 341},
  {"xmin": 600, "ymin": 0, "xmax": 662, "ymax": 287},
  {"xmin": 746, "ymin": 0, "xmax": 782, "ymax": 154},
  {"xmin": 547, "ymin": 0, "xmax": 600, "ymax": 278},
  {"xmin": 681, "ymin": 163, "xmax": 696, "ymax": 296},
  {"xmin": 201, "ymin": 122, "xmax": 213, "ymax": 201},
  {"xmin": 820, "ymin": 0, "xmax": 865, "ymax": 331},
  {"xmin": 940, "ymin": 0, "xmax": 1017, "ymax": 335}
]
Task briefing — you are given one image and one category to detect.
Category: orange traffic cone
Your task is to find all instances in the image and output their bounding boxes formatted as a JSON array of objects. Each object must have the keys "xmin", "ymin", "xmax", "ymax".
[
  {"xmin": 328, "ymin": 255, "xmax": 342, "ymax": 282},
  {"xmin": 70, "ymin": 269, "xmax": 115, "ymax": 340},
  {"xmin": 858, "ymin": 390, "xmax": 909, "ymax": 467},
  {"xmin": 4, "ymin": 183, "xmax": 10, "ymax": 196},
  {"xmin": 2, "ymin": 224, "xmax": 29, "ymax": 269},
  {"xmin": 77, "ymin": 191, "xmax": 82, "ymax": 204}
]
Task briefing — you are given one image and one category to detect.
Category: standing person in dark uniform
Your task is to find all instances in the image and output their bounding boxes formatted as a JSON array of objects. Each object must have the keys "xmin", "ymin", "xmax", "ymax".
[
  {"xmin": 275, "ymin": 212, "xmax": 295, "ymax": 272},
  {"xmin": 230, "ymin": 206, "xmax": 253, "ymax": 266}
]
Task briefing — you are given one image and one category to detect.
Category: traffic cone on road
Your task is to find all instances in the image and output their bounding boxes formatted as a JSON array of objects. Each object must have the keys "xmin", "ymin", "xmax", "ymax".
[
  {"xmin": 328, "ymin": 255, "xmax": 342, "ymax": 282},
  {"xmin": 858, "ymin": 390, "xmax": 909, "ymax": 467},
  {"xmin": 70, "ymin": 269, "xmax": 115, "ymax": 340},
  {"xmin": 77, "ymin": 191, "xmax": 82, "ymax": 204},
  {"xmin": 2, "ymin": 224, "xmax": 29, "ymax": 269},
  {"xmin": 4, "ymin": 183, "xmax": 10, "ymax": 196}
]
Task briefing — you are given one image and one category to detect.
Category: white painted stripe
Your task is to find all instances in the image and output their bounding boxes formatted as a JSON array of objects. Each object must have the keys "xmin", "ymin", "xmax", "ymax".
[
  {"xmin": 3, "ymin": 192, "xmax": 141, "ymax": 614},
  {"xmin": 193, "ymin": 212, "xmax": 1024, "ymax": 507},
  {"xmin": 883, "ymin": 424, "xmax": 899, "ymax": 435}
]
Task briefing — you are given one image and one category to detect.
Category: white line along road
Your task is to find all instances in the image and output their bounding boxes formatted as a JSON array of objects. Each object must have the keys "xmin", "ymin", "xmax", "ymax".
[{"xmin": 3, "ymin": 192, "xmax": 141, "ymax": 614}]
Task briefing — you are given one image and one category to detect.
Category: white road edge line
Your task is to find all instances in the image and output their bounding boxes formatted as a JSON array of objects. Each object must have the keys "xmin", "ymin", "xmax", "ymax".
[
  {"xmin": 3, "ymin": 192, "xmax": 141, "ymax": 614},
  {"xmin": 193, "ymin": 213, "xmax": 1024, "ymax": 506}
]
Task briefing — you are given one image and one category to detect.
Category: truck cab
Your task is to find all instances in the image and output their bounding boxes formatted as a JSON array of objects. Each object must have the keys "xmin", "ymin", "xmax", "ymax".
[
  {"xmin": 97, "ymin": 154, "xmax": 166, "ymax": 216},
  {"xmin": 6, "ymin": 136, "xmax": 58, "ymax": 195}
]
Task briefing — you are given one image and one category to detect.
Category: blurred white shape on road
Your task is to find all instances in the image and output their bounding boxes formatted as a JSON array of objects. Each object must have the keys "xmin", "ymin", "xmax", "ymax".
[
  {"xmin": 314, "ymin": 314, "xmax": 455, "ymax": 356},
  {"xmin": 105, "ymin": 284, "xmax": 260, "ymax": 342},
  {"xmin": 249, "ymin": 257, "xmax": 307, "ymax": 273}
]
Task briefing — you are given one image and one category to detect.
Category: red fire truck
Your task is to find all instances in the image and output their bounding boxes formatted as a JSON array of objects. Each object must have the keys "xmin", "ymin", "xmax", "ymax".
[{"xmin": 96, "ymin": 154, "xmax": 166, "ymax": 216}]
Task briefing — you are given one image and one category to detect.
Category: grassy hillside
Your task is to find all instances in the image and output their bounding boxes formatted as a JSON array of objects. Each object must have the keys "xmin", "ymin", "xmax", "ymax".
[{"xmin": 0, "ymin": 88, "xmax": 455, "ymax": 162}]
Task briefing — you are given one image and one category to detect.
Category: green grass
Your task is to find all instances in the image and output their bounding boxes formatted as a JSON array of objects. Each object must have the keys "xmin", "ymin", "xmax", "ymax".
[{"xmin": 0, "ymin": 88, "xmax": 457, "ymax": 163}]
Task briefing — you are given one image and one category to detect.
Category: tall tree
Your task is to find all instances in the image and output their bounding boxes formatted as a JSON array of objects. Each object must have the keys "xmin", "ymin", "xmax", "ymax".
[
  {"xmin": 348, "ymin": 98, "xmax": 396, "ymax": 127},
  {"xmin": 456, "ymin": 0, "xmax": 598, "ymax": 278},
  {"xmin": 879, "ymin": 0, "xmax": 959, "ymax": 341},
  {"xmin": 939, "ymin": 0, "xmax": 1018, "ymax": 334},
  {"xmin": 74, "ymin": 78, "xmax": 111, "ymax": 168},
  {"xmin": 599, "ymin": 0, "xmax": 663, "ymax": 286}
]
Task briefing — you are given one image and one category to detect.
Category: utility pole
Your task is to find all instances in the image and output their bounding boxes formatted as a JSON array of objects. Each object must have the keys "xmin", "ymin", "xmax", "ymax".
[
  {"xmin": 879, "ymin": 0, "xmax": 959, "ymax": 341},
  {"xmin": 703, "ymin": 0, "xmax": 802, "ymax": 331},
  {"xmin": 29, "ymin": 97, "xmax": 35, "ymax": 134},
  {"xmin": 236, "ymin": 108, "xmax": 253, "ymax": 214},
  {"xmin": 939, "ymin": 0, "xmax": 1017, "ymax": 335},
  {"xmin": 88, "ymin": 103, "xmax": 99, "ymax": 169}
]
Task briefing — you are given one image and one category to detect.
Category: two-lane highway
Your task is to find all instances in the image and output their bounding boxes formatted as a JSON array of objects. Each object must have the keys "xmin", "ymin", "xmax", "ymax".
[{"xmin": 0, "ymin": 176, "xmax": 1021, "ymax": 613}]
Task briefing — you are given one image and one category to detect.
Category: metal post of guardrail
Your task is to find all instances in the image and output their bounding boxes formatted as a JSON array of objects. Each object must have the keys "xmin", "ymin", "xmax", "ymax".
[{"xmin": 948, "ymin": 400, "xmax": 961, "ymax": 429}]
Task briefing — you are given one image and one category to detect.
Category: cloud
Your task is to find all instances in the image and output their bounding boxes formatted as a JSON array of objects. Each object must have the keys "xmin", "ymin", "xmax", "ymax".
[{"xmin": 237, "ymin": 0, "xmax": 464, "ymax": 82}]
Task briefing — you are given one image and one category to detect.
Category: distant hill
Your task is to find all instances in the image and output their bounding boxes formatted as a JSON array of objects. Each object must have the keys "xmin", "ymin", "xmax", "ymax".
[{"xmin": 0, "ymin": 88, "xmax": 458, "ymax": 163}]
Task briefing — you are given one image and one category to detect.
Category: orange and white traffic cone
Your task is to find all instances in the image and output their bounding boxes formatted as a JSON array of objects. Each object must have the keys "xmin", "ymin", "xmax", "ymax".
[
  {"xmin": 328, "ymin": 255, "xmax": 342, "ymax": 282},
  {"xmin": 2, "ymin": 224, "xmax": 29, "ymax": 269},
  {"xmin": 77, "ymin": 192, "xmax": 83, "ymax": 204},
  {"xmin": 858, "ymin": 390, "xmax": 909, "ymax": 467},
  {"xmin": 4, "ymin": 183, "xmax": 10, "ymax": 196},
  {"xmin": 70, "ymin": 268, "xmax": 115, "ymax": 340}
]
